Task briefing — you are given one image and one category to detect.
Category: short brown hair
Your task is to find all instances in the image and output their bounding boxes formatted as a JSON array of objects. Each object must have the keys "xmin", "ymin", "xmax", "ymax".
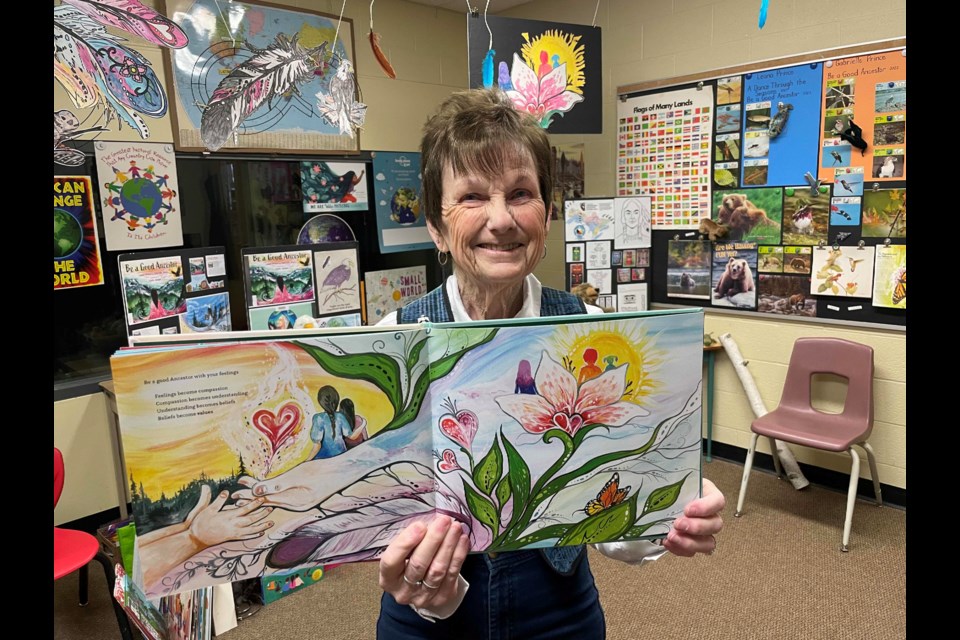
[{"xmin": 420, "ymin": 88, "xmax": 554, "ymax": 229}]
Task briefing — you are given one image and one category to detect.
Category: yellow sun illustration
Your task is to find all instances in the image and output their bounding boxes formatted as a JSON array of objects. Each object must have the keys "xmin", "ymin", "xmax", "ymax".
[
  {"xmin": 520, "ymin": 30, "xmax": 586, "ymax": 94},
  {"xmin": 552, "ymin": 321, "xmax": 663, "ymax": 403}
]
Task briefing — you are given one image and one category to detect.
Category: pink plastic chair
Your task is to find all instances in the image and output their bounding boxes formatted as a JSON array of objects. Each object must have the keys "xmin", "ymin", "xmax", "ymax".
[
  {"xmin": 733, "ymin": 338, "xmax": 882, "ymax": 551},
  {"xmin": 54, "ymin": 448, "xmax": 133, "ymax": 639}
]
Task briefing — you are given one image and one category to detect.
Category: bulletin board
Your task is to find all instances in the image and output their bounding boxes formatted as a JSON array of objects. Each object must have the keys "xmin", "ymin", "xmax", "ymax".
[
  {"xmin": 616, "ymin": 40, "xmax": 906, "ymax": 328},
  {"xmin": 563, "ymin": 197, "xmax": 651, "ymax": 312}
]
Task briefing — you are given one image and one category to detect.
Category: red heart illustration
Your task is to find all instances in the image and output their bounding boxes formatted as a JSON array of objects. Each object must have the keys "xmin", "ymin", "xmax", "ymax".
[
  {"xmin": 552, "ymin": 412, "xmax": 583, "ymax": 434},
  {"xmin": 439, "ymin": 412, "xmax": 478, "ymax": 450},
  {"xmin": 438, "ymin": 449, "xmax": 460, "ymax": 473},
  {"xmin": 456, "ymin": 410, "xmax": 479, "ymax": 439},
  {"xmin": 252, "ymin": 403, "xmax": 302, "ymax": 453}
]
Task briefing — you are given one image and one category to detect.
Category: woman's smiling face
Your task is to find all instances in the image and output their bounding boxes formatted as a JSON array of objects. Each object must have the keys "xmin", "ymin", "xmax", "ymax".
[{"xmin": 429, "ymin": 153, "xmax": 549, "ymax": 291}]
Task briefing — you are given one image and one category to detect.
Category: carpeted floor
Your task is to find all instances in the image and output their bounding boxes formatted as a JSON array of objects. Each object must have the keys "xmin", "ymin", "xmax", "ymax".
[{"xmin": 54, "ymin": 458, "xmax": 906, "ymax": 639}]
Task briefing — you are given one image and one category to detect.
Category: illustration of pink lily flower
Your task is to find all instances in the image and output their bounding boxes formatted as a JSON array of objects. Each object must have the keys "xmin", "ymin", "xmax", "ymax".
[
  {"xmin": 505, "ymin": 53, "xmax": 583, "ymax": 128},
  {"xmin": 496, "ymin": 351, "xmax": 649, "ymax": 436}
]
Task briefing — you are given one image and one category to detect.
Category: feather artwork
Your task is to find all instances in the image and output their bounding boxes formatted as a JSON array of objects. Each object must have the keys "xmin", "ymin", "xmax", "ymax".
[
  {"xmin": 482, "ymin": 49, "xmax": 496, "ymax": 88},
  {"xmin": 369, "ymin": 31, "xmax": 396, "ymax": 79},
  {"xmin": 317, "ymin": 59, "xmax": 367, "ymax": 138},
  {"xmin": 61, "ymin": 0, "xmax": 189, "ymax": 49},
  {"xmin": 54, "ymin": 109, "xmax": 106, "ymax": 167},
  {"xmin": 200, "ymin": 34, "xmax": 328, "ymax": 151},
  {"xmin": 758, "ymin": 0, "xmax": 770, "ymax": 28},
  {"xmin": 52, "ymin": 0, "xmax": 188, "ymax": 151}
]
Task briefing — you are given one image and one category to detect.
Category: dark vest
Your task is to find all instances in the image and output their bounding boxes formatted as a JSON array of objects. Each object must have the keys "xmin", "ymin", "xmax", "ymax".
[{"xmin": 399, "ymin": 279, "xmax": 588, "ymax": 575}]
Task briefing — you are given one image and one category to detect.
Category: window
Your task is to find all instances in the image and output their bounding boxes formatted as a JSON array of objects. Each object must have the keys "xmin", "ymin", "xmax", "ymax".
[{"xmin": 54, "ymin": 152, "xmax": 438, "ymax": 386}]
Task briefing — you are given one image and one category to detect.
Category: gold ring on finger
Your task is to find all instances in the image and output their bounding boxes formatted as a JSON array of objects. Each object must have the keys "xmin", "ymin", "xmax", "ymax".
[
  {"xmin": 420, "ymin": 579, "xmax": 440, "ymax": 590},
  {"xmin": 402, "ymin": 574, "xmax": 422, "ymax": 587}
]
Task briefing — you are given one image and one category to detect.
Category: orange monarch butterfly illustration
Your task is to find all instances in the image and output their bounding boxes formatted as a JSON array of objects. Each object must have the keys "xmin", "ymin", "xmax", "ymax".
[
  {"xmin": 583, "ymin": 472, "xmax": 631, "ymax": 516},
  {"xmin": 891, "ymin": 267, "xmax": 906, "ymax": 305}
]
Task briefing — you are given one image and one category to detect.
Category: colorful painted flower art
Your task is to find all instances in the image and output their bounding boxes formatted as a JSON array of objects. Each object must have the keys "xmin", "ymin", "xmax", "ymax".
[{"xmin": 112, "ymin": 309, "xmax": 701, "ymax": 596}]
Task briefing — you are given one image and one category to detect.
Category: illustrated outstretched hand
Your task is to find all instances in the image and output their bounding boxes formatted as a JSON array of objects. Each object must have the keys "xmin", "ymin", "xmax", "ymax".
[
  {"xmin": 663, "ymin": 478, "xmax": 725, "ymax": 557},
  {"xmin": 378, "ymin": 515, "xmax": 470, "ymax": 616},
  {"xmin": 188, "ymin": 484, "xmax": 275, "ymax": 546}
]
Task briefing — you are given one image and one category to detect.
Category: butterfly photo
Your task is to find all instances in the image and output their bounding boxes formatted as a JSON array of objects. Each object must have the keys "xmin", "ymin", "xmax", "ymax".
[{"xmin": 583, "ymin": 473, "xmax": 631, "ymax": 516}]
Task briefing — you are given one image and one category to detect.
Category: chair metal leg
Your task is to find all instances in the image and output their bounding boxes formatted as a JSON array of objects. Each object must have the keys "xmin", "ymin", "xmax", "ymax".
[
  {"xmin": 92, "ymin": 550, "xmax": 135, "ymax": 640},
  {"xmin": 767, "ymin": 437, "xmax": 783, "ymax": 478},
  {"xmin": 861, "ymin": 442, "xmax": 883, "ymax": 506},
  {"xmin": 841, "ymin": 448, "xmax": 861, "ymax": 552},
  {"xmin": 78, "ymin": 563, "xmax": 89, "ymax": 606},
  {"xmin": 735, "ymin": 433, "xmax": 760, "ymax": 517}
]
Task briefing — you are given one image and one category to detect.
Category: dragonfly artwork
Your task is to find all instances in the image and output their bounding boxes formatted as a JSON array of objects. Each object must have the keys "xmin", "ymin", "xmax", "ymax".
[{"xmin": 52, "ymin": 0, "xmax": 189, "ymax": 163}]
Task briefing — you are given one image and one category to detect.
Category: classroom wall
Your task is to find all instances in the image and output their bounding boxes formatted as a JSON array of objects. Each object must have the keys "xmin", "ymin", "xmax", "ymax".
[
  {"xmin": 53, "ymin": 0, "xmax": 472, "ymax": 519},
  {"xmin": 508, "ymin": 0, "xmax": 907, "ymax": 489}
]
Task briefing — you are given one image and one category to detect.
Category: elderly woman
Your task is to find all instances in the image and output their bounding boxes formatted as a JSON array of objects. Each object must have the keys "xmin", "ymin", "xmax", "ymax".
[{"xmin": 374, "ymin": 88, "xmax": 724, "ymax": 639}]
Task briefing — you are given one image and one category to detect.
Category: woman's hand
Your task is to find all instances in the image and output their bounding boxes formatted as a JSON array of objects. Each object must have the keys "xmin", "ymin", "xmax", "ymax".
[
  {"xmin": 378, "ymin": 515, "xmax": 470, "ymax": 615},
  {"xmin": 663, "ymin": 478, "xmax": 725, "ymax": 557}
]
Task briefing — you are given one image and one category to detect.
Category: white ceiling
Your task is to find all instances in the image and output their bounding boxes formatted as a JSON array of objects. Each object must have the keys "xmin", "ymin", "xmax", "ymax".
[{"xmin": 404, "ymin": 0, "xmax": 536, "ymax": 13}]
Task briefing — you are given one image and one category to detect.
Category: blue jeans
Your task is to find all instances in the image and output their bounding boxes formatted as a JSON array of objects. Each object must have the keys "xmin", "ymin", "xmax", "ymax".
[{"xmin": 376, "ymin": 550, "xmax": 606, "ymax": 640}]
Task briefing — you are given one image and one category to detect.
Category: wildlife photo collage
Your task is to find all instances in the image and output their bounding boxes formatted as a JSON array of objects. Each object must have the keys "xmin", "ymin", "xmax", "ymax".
[
  {"xmin": 667, "ymin": 183, "xmax": 906, "ymax": 317},
  {"xmin": 614, "ymin": 50, "xmax": 905, "ymax": 321}
]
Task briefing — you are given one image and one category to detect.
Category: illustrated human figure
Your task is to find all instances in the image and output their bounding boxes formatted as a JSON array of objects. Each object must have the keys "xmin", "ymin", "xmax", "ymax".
[
  {"xmin": 514, "ymin": 359, "xmax": 538, "ymax": 394},
  {"xmin": 129, "ymin": 160, "xmax": 142, "ymax": 179},
  {"xmin": 603, "ymin": 355, "xmax": 619, "ymax": 371},
  {"xmin": 577, "ymin": 348, "xmax": 602, "ymax": 385},
  {"xmin": 619, "ymin": 197, "xmax": 650, "ymax": 246},
  {"xmin": 309, "ymin": 385, "xmax": 354, "ymax": 459}
]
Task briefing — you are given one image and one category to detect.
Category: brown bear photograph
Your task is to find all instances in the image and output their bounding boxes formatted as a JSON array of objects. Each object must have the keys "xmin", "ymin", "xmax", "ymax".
[
  {"xmin": 712, "ymin": 189, "xmax": 782, "ymax": 245},
  {"xmin": 711, "ymin": 242, "xmax": 758, "ymax": 309}
]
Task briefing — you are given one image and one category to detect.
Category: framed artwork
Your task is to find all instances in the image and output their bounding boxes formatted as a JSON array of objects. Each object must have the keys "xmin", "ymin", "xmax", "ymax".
[
  {"xmin": 468, "ymin": 15, "xmax": 603, "ymax": 134},
  {"xmin": 161, "ymin": 0, "xmax": 360, "ymax": 154}
]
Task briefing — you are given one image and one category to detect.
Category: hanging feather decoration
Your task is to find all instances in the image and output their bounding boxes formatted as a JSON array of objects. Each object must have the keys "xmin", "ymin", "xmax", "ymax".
[
  {"xmin": 61, "ymin": 0, "xmax": 189, "ymax": 49},
  {"xmin": 497, "ymin": 60, "xmax": 513, "ymax": 91},
  {"xmin": 482, "ymin": 49, "xmax": 496, "ymax": 88},
  {"xmin": 758, "ymin": 0, "xmax": 770, "ymax": 29},
  {"xmin": 368, "ymin": 2, "xmax": 396, "ymax": 79},
  {"xmin": 369, "ymin": 31, "xmax": 397, "ymax": 79},
  {"xmin": 480, "ymin": 0, "xmax": 495, "ymax": 88},
  {"xmin": 200, "ymin": 34, "xmax": 328, "ymax": 152}
]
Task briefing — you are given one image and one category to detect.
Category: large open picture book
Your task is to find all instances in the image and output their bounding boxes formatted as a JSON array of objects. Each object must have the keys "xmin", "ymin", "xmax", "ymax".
[{"xmin": 111, "ymin": 309, "xmax": 704, "ymax": 597}]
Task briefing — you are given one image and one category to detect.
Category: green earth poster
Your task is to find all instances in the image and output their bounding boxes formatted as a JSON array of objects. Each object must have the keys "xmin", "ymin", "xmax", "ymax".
[
  {"xmin": 54, "ymin": 175, "xmax": 104, "ymax": 290},
  {"xmin": 95, "ymin": 141, "xmax": 183, "ymax": 251}
]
